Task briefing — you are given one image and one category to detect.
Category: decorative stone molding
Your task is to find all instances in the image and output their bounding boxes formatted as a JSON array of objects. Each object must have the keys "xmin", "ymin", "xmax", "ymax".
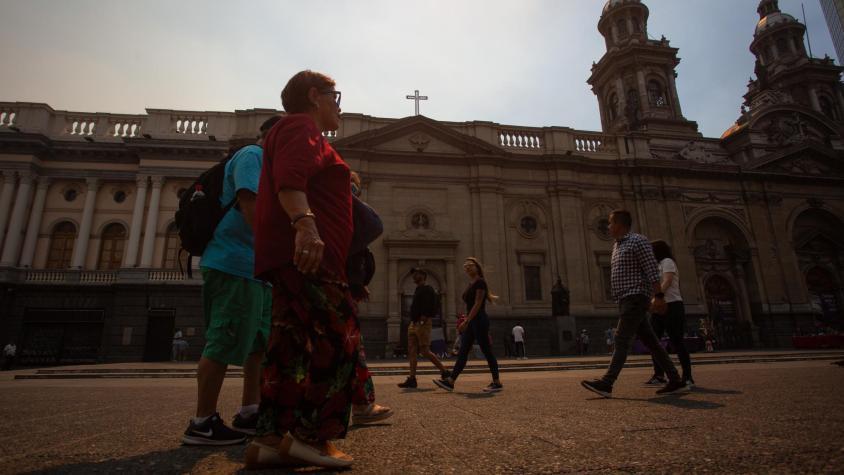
[
  {"xmin": 807, "ymin": 198, "xmax": 825, "ymax": 209},
  {"xmin": 408, "ymin": 133, "xmax": 431, "ymax": 152}
]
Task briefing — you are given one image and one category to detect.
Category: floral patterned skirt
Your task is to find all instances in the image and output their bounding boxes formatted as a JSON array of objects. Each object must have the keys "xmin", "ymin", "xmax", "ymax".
[{"xmin": 256, "ymin": 267, "xmax": 362, "ymax": 442}]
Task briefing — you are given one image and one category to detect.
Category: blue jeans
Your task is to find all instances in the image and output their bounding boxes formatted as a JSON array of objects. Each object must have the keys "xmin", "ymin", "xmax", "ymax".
[
  {"xmin": 602, "ymin": 294, "xmax": 680, "ymax": 385},
  {"xmin": 451, "ymin": 315, "xmax": 499, "ymax": 381}
]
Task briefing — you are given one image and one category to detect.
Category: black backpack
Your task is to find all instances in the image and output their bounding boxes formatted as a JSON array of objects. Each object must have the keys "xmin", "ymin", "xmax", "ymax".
[{"xmin": 174, "ymin": 146, "xmax": 245, "ymax": 275}]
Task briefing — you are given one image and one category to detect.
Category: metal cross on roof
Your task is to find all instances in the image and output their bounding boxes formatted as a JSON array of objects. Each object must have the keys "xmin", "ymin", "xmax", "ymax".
[{"xmin": 405, "ymin": 89, "xmax": 428, "ymax": 116}]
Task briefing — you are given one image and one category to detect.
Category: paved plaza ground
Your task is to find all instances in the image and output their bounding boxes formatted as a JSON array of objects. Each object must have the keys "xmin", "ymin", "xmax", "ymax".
[{"xmin": 0, "ymin": 357, "xmax": 842, "ymax": 474}]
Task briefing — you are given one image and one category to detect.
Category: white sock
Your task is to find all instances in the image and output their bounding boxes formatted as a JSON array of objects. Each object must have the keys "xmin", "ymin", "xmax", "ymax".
[
  {"xmin": 239, "ymin": 404, "xmax": 259, "ymax": 417},
  {"xmin": 192, "ymin": 415, "xmax": 211, "ymax": 425}
]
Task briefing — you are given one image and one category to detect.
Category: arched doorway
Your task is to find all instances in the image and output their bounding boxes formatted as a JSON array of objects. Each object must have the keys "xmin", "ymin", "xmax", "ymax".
[
  {"xmin": 692, "ymin": 216, "xmax": 758, "ymax": 348},
  {"xmin": 792, "ymin": 208, "xmax": 844, "ymax": 331},
  {"xmin": 398, "ymin": 269, "xmax": 444, "ymax": 357},
  {"xmin": 703, "ymin": 275, "xmax": 751, "ymax": 348}
]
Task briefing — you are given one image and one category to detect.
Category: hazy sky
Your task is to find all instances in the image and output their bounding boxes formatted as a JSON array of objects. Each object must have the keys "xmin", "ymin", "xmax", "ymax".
[{"xmin": 0, "ymin": 1, "xmax": 836, "ymax": 138}]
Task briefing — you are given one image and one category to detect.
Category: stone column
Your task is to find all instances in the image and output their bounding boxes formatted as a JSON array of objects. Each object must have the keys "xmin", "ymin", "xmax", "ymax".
[
  {"xmin": 446, "ymin": 259, "xmax": 457, "ymax": 337},
  {"xmin": 140, "ymin": 176, "xmax": 165, "ymax": 268},
  {"xmin": 386, "ymin": 257, "xmax": 401, "ymax": 348},
  {"xmin": 0, "ymin": 172, "xmax": 34, "ymax": 267},
  {"xmin": 666, "ymin": 67, "xmax": 683, "ymax": 118},
  {"xmin": 19, "ymin": 177, "xmax": 51, "ymax": 267},
  {"xmin": 615, "ymin": 78, "xmax": 626, "ymax": 116},
  {"xmin": 809, "ymin": 87, "xmax": 823, "ymax": 113},
  {"xmin": 70, "ymin": 177, "xmax": 100, "ymax": 269},
  {"xmin": 0, "ymin": 171, "xmax": 17, "ymax": 250},
  {"xmin": 123, "ymin": 175, "xmax": 149, "ymax": 267},
  {"xmin": 636, "ymin": 70, "xmax": 650, "ymax": 114}
]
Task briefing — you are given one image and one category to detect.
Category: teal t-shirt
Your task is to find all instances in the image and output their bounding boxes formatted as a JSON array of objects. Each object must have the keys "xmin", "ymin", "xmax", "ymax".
[{"xmin": 200, "ymin": 145, "xmax": 262, "ymax": 280}]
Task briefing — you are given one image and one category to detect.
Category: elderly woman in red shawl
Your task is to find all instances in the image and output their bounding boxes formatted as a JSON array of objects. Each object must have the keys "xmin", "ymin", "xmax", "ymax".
[{"xmin": 246, "ymin": 70, "xmax": 360, "ymax": 469}]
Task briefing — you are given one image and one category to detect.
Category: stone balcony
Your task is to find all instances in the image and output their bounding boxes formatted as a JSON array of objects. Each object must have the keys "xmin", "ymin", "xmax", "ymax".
[
  {"xmin": 0, "ymin": 267, "xmax": 201, "ymax": 286},
  {"xmin": 0, "ymin": 102, "xmax": 636, "ymax": 160}
]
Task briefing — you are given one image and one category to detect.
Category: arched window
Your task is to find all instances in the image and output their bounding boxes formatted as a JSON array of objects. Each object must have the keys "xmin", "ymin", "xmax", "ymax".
[
  {"xmin": 631, "ymin": 17, "xmax": 641, "ymax": 33},
  {"xmin": 163, "ymin": 222, "xmax": 188, "ymax": 270},
  {"xmin": 46, "ymin": 222, "xmax": 77, "ymax": 269},
  {"xmin": 608, "ymin": 93, "xmax": 619, "ymax": 121},
  {"xmin": 97, "ymin": 223, "xmax": 126, "ymax": 270},
  {"xmin": 776, "ymin": 37, "xmax": 789, "ymax": 56},
  {"xmin": 819, "ymin": 95, "xmax": 841, "ymax": 121},
  {"xmin": 617, "ymin": 19, "xmax": 628, "ymax": 39},
  {"xmin": 647, "ymin": 80, "xmax": 667, "ymax": 107}
]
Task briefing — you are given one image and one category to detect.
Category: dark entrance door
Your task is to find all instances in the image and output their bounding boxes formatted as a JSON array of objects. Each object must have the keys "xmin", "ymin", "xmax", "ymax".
[
  {"xmin": 19, "ymin": 309, "xmax": 104, "ymax": 366},
  {"xmin": 705, "ymin": 275, "xmax": 751, "ymax": 349},
  {"xmin": 143, "ymin": 309, "xmax": 175, "ymax": 362}
]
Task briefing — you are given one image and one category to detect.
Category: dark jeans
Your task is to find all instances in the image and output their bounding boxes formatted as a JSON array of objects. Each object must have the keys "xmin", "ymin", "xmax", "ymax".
[
  {"xmin": 651, "ymin": 301, "xmax": 693, "ymax": 381},
  {"xmin": 451, "ymin": 316, "xmax": 499, "ymax": 381},
  {"xmin": 602, "ymin": 294, "xmax": 680, "ymax": 385},
  {"xmin": 515, "ymin": 342, "xmax": 525, "ymax": 358}
]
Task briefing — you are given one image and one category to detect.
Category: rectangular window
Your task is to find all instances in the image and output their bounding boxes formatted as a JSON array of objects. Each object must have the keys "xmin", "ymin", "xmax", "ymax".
[{"xmin": 524, "ymin": 265, "xmax": 542, "ymax": 301}]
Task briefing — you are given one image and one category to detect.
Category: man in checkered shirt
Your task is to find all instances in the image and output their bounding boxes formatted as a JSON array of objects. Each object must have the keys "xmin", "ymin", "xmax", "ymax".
[{"xmin": 581, "ymin": 210, "xmax": 688, "ymax": 398}]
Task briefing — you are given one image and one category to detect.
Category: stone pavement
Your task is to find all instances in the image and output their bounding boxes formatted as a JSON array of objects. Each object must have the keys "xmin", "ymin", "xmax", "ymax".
[{"xmin": 1, "ymin": 359, "xmax": 842, "ymax": 474}]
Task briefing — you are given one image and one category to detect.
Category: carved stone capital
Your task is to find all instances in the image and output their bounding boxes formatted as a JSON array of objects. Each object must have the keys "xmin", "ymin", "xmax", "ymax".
[
  {"xmin": 135, "ymin": 175, "xmax": 150, "ymax": 188},
  {"xmin": 85, "ymin": 177, "xmax": 101, "ymax": 191},
  {"xmin": 150, "ymin": 176, "xmax": 166, "ymax": 188},
  {"xmin": 36, "ymin": 176, "xmax": 52, "ymax": 190}
]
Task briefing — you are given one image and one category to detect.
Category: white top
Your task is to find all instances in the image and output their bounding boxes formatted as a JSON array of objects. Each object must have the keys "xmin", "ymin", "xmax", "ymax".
[
  {"xmin": 512, "ymin": 326, "xmax": 525, "ymax": 343},
  {"xmin": 580, "ymin": 333, "xmax": 590, "ymax": 344},
  {"xmin": 4, "ymin": 344, "xmax": 16, "ymax": 356},
  {"xmin": 173, "ymin": 330, "xmax": 183, "ymax": 340},
  {"xmin": 658, "ymin": 258, "xmax": 683, "ymax": 303}
]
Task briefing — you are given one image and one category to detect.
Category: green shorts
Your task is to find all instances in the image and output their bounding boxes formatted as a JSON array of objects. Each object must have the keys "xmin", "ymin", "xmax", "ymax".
[{"xmin": 201, "ymin": 268, "xmax": 271, "ymax": 366}]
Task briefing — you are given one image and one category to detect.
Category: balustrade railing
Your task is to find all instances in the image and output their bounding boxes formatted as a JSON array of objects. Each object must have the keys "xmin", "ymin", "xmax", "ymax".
[
  {"xmin": 80, "ymin": 271, "xmax": 117, "ymax": 284},
  {"xmin": 574, "ymin": 133, "xmax": 616, "ymax": 154},
  {"xmin": 0, "ymin": 108, "xmax": 17, "ymax": 128},
  {"xmin": 148, "ymin": 270, "xmax": 187, "ymax": 281},
  {"xmin": 498, "ymin": 129, "xmax": 543, "ymax": 150},
  {"xmin": 0, "ymin": 102, "xmax": 630, "ymax": 158},
  {"xmin": 25, "ymin": 270, "xmax": 66, "ymax": 283}
]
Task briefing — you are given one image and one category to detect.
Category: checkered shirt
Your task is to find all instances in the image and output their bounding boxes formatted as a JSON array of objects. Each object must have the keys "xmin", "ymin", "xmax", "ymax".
[{"xmin": 611, "ymin": 232, "xmax": 660, "ymax": 302}]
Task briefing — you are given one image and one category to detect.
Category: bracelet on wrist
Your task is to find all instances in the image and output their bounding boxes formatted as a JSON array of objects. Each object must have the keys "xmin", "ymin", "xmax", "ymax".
[{"xmin": 290, "ymin": 211, "xmax": 316, "ymax": 227}]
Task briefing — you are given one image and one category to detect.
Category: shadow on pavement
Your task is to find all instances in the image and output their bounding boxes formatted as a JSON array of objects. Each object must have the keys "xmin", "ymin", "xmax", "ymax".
[
  {"xmin": 646, "ymin": 396, "xmax": 725, "ymax": 410},
  {"xmin": 689, "ymin": 386, "xmax": 742, "ymax": 395},
  {"xmin": 400, "ymin": 388, "xmax": 436, "ymax": 394},
  {"xmin": 462, "ymin": 392, "xmax": 496, "ymax": 399},
  {"xmin": 19, "ymin": 445, "xmax": 344, "ymax": 475}
]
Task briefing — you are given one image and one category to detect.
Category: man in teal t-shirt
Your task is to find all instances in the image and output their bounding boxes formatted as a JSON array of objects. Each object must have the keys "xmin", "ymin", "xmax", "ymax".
[{"xmin": 182, "ymin": 116, "xmax": 280, "ymax": 446}]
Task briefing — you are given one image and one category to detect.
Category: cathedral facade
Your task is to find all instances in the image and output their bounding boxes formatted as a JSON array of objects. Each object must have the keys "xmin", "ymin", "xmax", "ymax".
[{"xmin": 0, "ymin": 0, "xmax": 842, "ymax": 364}]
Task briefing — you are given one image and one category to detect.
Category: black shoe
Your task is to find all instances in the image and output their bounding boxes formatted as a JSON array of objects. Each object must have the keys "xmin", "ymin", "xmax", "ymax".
[
  {"xmin": 397, "ymin": 377, "xmax": 417, "ymax": 388},
  {"xmin": 580, "ymin": 379, "xmax": 612, "ymax": 398},
  {"xmin": 482, "ymin": 382, "xmax": 503, "ymax": 393},
  {"xmin": 441, "ymin": 370, "xmax": 452, "ymax": 380},
  {"xmin": 433, "ymin": 378, "xmax": 454, "ymax": 392},
  {"xmin": 683, "ymin": 377, "xmax": 695, "ymax": 389},
  {"xmin": 231, "ymin": 411, "xmax": 258, "ymax": 435},
  {"xmin": 656, "ymin": 380, "xmax": 691, "ymax": 395},
  {"xmin": 182, "ymin": 413, "xmax": 247, "ymax": 446},
  {"xmin": 644, "ymin": 375, "xmax": 668, "ymax": 386}
]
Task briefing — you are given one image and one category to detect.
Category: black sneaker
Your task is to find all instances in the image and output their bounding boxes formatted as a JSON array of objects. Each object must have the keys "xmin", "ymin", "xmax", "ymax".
[
  {"xmin": 580, "ymin": 379, "xmax": 613, "ymax": 398},
  {"xmin": 182, "ymin": 413, "xmax": 247, "ymax": 446},
  {"xmin": 644, "ymin": 375, "xmax": 668, "ymax": 386},
  {"xmin": 433, "ymin": 378, "xmax": 454, "ymax": 392},
  {"xmin": 231, "ymin": 411, "xmax": 258, "ymax": 435},
  {"xmin": 397, "ymin": 376, "xmax": 417, "ymax": 388},
  {"xmin": 482, "ymin": 382, "xmax": 503, "ymax": 393},
  {"xmin": 683, "ymin": 377, "xmax": 695, "ymax": 389},
  {"xmin": 656, "ymin": 380, "xmax": 691, "ymax": 395},
  {"xmin": 441, "ymin": 370, "xmax": 452, "ymax": 380}
]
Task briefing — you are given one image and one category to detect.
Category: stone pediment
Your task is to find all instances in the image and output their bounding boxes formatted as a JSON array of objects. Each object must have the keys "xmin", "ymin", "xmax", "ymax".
[
  {"xmin": 745, "ymin": 142, "xmax": 844, "ymax": 177},
  {"xmin": 332, "ymin": 115, "xmax": 506, "ymax": 156},
  {"xmin": 749, "ymin": 109, "xmax": 838, "ymax": 148}
]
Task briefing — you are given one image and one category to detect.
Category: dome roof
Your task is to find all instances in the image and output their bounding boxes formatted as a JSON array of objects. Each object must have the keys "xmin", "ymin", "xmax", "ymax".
[
  {"xmin": 755, "ymin": 11, "xmax": 798, "ymax": 35},
  {"xmin": 602, "ymin": 0, "xmax": 642, "ymax": 14}
]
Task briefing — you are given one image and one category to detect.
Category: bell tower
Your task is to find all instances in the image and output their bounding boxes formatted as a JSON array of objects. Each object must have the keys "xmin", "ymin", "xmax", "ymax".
[{"xmin": 588, "ymin": 0, "xmax": 699, "ymax": 136}]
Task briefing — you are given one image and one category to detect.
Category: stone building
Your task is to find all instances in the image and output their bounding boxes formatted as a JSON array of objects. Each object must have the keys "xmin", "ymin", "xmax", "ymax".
[{"xmin": 0, "ymin": 0, "xmax": 841, "ymax": 364}]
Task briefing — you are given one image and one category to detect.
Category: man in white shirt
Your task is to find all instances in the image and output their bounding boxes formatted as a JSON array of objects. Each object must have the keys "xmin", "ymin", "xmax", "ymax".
[
  {"xmin": 512, "ymin": 324, "xmax": 526, "ymax": 359},
  {"xmin": 3, "ymin": 343, "xmax": 17, "ymax": 370}
]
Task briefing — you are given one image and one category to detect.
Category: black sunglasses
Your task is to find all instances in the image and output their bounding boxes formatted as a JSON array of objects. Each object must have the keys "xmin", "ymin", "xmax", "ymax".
[{"xmin": 320, "ymin": 90, "xmax": 341, "ymax": 107}]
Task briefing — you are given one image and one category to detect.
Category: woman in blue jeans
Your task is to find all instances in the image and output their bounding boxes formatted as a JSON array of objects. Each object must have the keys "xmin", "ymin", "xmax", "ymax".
[{"xmin": 434, "ymin": 257, "xmax": 503, "ymax": 393}]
